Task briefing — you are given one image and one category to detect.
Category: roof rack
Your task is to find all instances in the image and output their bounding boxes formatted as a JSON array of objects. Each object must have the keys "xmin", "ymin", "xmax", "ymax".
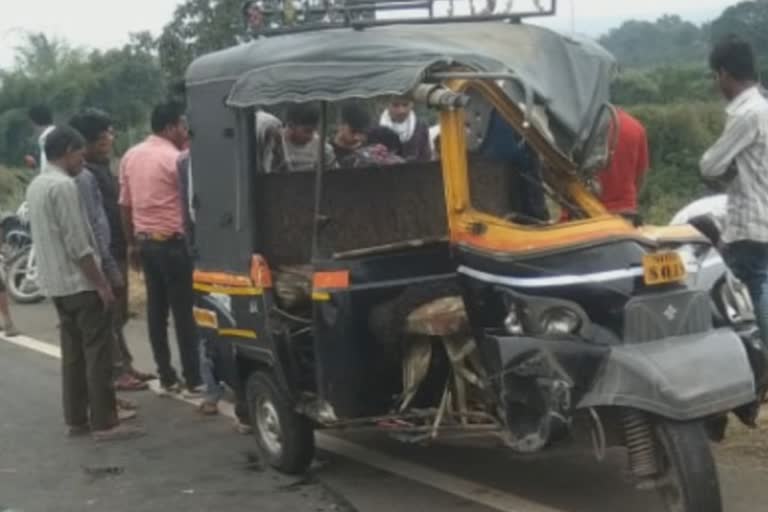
[{"xmin": 242, "ymin": 0, "xmax": 557, "ymax": 37}]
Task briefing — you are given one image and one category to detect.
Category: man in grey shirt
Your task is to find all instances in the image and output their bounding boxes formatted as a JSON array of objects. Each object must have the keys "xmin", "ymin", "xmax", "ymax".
[
  {"xmin": 261, "ymin": 104, "xmax": 335, "ymax": 173},
  {"xmin": 701, "ymin": 36, "xmax": 768, "ymax": 347},
  {"xmin": 26, "ymin": 126, "xmax": 143, "ymax": 441}
]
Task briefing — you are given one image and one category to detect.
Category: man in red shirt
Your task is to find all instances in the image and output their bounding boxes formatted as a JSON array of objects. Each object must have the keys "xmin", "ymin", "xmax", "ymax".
[{"xmin": 598, "ymin": 108, "xmax": 650, "ymax": 223}]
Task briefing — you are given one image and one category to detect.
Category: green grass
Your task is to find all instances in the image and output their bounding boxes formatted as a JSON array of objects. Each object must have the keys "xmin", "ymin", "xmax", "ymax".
[{"xmin": 0, "ymin": 166, "xmax": 30, "ymax": 213}]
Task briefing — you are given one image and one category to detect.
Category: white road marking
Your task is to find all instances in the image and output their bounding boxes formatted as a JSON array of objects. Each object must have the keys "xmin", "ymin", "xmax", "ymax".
[{"xmin": 1, "ymin": 333, "xmax": 564, "ymax": 512}]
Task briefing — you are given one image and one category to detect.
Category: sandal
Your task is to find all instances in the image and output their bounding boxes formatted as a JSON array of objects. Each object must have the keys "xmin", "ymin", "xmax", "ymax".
[
  {"xmin": 117, "ymin": 398, "xmax": 138, "ymax": 411},
  {"xmin": 198, "ymin": 402, "xmax": 219, "ymax": 416},
  {"xmin": 115, "ymin": 373, "xmax": 149, "ymax": 392},
  {"xmin": 128, "ymin": 368, "xmax": 157, "ymax": 382}
]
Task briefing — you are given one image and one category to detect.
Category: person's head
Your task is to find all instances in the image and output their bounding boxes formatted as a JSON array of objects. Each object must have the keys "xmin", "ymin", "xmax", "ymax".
[
  {"xmin": 28, "ymin": 105, "xmax": 53, "ymax": 129},
  {"xmin": 285, "ymin": 104, "xmax": 320, "ymax": 146},
  {"xmin": 69, "ymin": 109, "xmax": 114, "ymax": 164},
  {"xmin": 151, "ymin": 101, "xmax": 189, "ymax": 149},
  {"xmin": 243, "ymin": 0, "xmax": 265, "ymax": 30},
  {"xmin": 366, "ymin": 126, "xmax": 403, "ymax": 155},
  {"xmin": 387, "ymin": 97, "xmax": 414, "ymax": 123},
  {"xmin": 44, "ymin": 126, "xmax": 85, "ymax": 175},
  {"xmin": 336, "ymin": 104, "xmax": 371, "ymax": 148},
  {"xmin": 709, "ymin": 35, "xmax": 758, "ymax": 100}
]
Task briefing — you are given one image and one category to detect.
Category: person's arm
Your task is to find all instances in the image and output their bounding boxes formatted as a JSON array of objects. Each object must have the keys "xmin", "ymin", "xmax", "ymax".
[
  {"xmin": 50, "ymin": 181, "xmax": 113, "ymax": 305},
  {"xmin": 118, "ymin": 157, "xmax": 139, "ymax": 271},
  {"xmin": 75, "ymin": 172, "xmax": 122, "ymax": 287},
  {"xmin": 700, "ymin": 112, "xmax": 758, "ymax": 179}
]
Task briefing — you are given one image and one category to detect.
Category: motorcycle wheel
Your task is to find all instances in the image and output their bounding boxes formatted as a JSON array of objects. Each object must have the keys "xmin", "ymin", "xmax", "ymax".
[
  {"xmin": 6, "ymin": 248, "xmax": 45, "ymax": 304},
  {"xmin": 654, "ymin": 420, "xmax": 722, "ymax": 512}
]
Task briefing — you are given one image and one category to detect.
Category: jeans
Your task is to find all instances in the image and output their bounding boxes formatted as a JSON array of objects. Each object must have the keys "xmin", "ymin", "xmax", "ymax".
[
  {"xmin": 725, "ymin": 240, "xmax": 768, "ymax": 348},
  {"xmin": 200, "ymin": 337, "xmax": 224, "ymax": 404},
  {"xmin": 139, "ymin": 238, "xmax": 202, "ymax": 389}
]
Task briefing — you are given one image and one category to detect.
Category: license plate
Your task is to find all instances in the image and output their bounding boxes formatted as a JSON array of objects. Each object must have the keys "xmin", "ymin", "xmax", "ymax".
[{"xmin": 643, "ymin": 251, "xmax": 687, "ymax": 286}]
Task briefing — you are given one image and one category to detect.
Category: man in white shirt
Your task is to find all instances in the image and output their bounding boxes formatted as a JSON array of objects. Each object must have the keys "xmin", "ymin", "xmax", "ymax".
[
  {"xmin": 700, "ymin": 36, "xmax": 768, "ymax": 346},
  {"xmin": 25, "ymin": 105, "xmax": 55, "ymax": 172}
]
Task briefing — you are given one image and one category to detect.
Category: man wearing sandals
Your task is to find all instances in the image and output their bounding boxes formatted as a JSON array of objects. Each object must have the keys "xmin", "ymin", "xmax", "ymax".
[
  {"xmin": 70, "ymin": 110, "xmax": 155, "ymax": 393},
  {"xmin": 26, "ymin": 126, "xmax": 143, "ymax": 441}
]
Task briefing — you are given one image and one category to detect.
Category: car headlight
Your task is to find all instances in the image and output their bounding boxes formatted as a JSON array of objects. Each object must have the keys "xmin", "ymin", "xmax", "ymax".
[
  {"xmin": 540, "ymin": 307, "xmax": 582, "ymax": 335},
  {"xmin": 504, "ymin": 306, "xmax": 525, "ymax": 335}
]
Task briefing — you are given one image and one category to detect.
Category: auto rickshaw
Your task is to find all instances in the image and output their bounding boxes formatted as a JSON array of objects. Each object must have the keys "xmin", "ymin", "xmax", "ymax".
[{"xmin": 184, "ymin": 2, "xmax": 767, "ymax": 511}]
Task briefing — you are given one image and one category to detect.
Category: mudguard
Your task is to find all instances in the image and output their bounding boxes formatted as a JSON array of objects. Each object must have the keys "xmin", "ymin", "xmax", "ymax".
[{"xmin": 578, "ymin": 328, "xmax": 756, "ymax": 419}]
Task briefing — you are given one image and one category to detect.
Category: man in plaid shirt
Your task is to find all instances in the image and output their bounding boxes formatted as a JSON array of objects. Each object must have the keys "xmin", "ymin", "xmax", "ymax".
[{"xmin": 701, "ymin": 36, "xmax": 768, "ymax": 347}]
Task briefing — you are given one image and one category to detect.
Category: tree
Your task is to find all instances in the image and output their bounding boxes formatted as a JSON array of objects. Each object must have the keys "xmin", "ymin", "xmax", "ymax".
[
  {"xmin": 600, "ymin": 15, "xmax": 708, "ymax": 69},
  {"xmin": 710, "ymin": 1, "xmax": 768, "ymax": 56},
  {"xmin": 157, "ymin": 0, "xmax": 245, "ymax": 85},
  {"xmin": 0, "ymin": 33, "xmax": 165, "ymax": 166}
]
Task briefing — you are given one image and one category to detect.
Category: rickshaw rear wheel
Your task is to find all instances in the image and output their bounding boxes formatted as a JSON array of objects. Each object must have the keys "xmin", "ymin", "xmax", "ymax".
[
  {"xmin": 653, "ymin": 420, "xmax": 722, "ymax": 512},
  {"xmin": 246, "ymin": 371, "xmax": 315, "ymax": 475}
]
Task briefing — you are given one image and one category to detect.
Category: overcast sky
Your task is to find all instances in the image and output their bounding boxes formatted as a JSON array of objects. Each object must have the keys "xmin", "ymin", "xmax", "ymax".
[{"xmin": 0, "ymin": 0, "xmax": 740, "ymax": 70}]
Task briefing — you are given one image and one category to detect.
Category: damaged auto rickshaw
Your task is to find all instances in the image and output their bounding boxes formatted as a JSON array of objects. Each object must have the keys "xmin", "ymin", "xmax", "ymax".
[{"xmin": 184, "ymin": 3, "xmax": 767, "ymax": 511}]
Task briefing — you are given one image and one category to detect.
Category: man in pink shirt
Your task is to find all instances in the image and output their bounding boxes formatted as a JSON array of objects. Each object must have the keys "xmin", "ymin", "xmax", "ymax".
[{"xmin": 119, "ymin": 102, "xmax": 202, "ymax": 396}]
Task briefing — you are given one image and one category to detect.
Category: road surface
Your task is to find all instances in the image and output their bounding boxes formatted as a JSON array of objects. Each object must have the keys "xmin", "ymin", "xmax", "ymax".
[{"xmin": 2, "ymin": 302, "xmax": 767, "ymax": 512}]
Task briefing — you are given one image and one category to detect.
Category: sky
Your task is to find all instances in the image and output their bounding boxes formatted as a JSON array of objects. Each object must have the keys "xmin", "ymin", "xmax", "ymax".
[{"xmin": 0, "ymin": 0, "xmax": 741, "ymax": 70}]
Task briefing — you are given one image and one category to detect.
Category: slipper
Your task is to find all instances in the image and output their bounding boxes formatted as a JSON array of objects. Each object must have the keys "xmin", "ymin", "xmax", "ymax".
[
  {"xmin": 128, "ymin": 368, "xmax": 157, "ymax": 382},
  {"xmin": 115, "ymin": 374, "xmax": 149, "ymax": 392}
]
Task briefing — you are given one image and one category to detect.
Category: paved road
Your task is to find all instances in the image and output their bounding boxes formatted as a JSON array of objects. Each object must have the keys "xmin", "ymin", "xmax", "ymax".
[{"xmin": 3, "ymin": 302, "xmax": 768, "ymax": 512}]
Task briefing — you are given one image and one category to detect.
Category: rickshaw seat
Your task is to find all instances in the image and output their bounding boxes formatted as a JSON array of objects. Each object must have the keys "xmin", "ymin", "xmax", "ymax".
[
  {"xmin": 404, "ymin": 296, "xmax": 469, "ymax": 337},
  {"xmin": 273, "ymin": 265, "xmax": 313, "ymax": 309}
]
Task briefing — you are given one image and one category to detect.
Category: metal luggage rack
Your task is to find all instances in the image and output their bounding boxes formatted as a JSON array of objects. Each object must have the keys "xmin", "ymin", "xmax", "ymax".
[{"xmin": 242, "ymin": 0, "xmax": 557, "ymax": 36}]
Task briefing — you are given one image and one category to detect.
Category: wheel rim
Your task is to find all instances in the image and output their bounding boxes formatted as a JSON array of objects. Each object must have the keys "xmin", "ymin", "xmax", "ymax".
[{"xmin": 256, "ymin": 397, "xmax": 283, "ymax": 458}]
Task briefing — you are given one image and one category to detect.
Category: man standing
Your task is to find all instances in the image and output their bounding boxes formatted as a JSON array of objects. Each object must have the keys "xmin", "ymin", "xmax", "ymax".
[
  {"xmin": 119, "ymin": 102, "xmax": 202, "ymax": 395},
  {"xmin": 598, "ymin": 108, "xmax": 650, "ymax": 224},
  {"xmin": 26, "ymin": 126, "xmax": 142, "ymax": 440},
  {"xmin": 701, "ymin": 36, "xmax": 768, "ymax": 347},
  {"xmin": 70, "ymin": 110, "xmax": 152, "ymax": 393},
  {"xmin": 25, "ymin": 105, "xmax": 55, "ymax": 172},
  {"xmin": 379, "ymin": 97, "xmax": 431, "ymax": 162}
]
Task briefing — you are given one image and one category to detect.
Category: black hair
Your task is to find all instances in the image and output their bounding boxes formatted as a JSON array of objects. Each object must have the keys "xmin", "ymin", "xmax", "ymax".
[
  {"xmin": 69, "ymin": 109, "xmax": 112, "ymax": 144},
  {"xmin": 709, "ymin": 35, "xmax": 758, "ymax": 82},
  {"xmin": 367, "ymin": 126, "xmax": 403, "ymax": 155},
  {"xmin": 286, "ymin": 104, "xmax": 320, "ymax": 128},
  {"xmin": 44, "ymin": 126, "xmax": 85, "ymax": 161},
  {"xmin": 28, "ymin": 105, "xmax": 53, "ymax": 126},
  {"xmin": 151, "ymin": 101, "xmax": 185, "ymax": 134},
  {"xmin": 340, "ymin": 104, "xmax": 371, "ymax": 135}
]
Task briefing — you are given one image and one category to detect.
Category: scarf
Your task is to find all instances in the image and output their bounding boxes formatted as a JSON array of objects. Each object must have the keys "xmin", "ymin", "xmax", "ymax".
[{"xmin": 380, "ymin": 110, "xmax": 416, "ymax": 143}]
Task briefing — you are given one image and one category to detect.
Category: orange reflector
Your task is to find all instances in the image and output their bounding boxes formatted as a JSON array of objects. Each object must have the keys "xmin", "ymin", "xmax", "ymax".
[
  {"xmin": 193, "ymin": 307, "xmax": 218, "ymax": 329},
  {"xmin": 193, "ymin": 270, "xmax": 253, "ymax": 288},
  {"xmin": 313, "ymin": 271, "xmax": 350, "ymax": 291}
]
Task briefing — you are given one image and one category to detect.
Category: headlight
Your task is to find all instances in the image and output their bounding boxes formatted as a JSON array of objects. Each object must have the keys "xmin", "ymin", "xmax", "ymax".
[
  {"xmin": 540, "ymin": 307, "xmax": 582, "ymax": 335},
  {"xmin": 504, "ymin": 306, "xmax": 525, "ymax": 335}
]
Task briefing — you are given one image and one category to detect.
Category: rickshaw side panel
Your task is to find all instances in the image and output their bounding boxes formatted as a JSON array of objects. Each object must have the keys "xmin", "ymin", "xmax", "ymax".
[
  {"xmin": 187, "ymin": 80, "xmax": 255, "ymax": 273},
  {"xmin": 252, "ymin": 159, "xmax": 516, "ymax": 265}
]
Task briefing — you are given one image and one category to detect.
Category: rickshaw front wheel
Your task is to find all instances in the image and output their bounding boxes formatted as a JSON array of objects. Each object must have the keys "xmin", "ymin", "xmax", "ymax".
[
  {"xmin": 246, "ymin": 371, "xmax": 315, "ymax": 475},
  {"xmin": 651, "ymin": 420, "xmax": 722, "ymax": 512}
]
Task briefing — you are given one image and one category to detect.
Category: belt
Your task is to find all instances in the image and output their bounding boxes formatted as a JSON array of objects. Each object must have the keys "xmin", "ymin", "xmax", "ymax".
[{"xmin": 136, "ymin": 232, "xmax": 184, "ymax": 242}]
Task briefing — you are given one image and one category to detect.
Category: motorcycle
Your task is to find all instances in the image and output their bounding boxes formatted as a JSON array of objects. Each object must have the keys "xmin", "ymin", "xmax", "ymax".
[{"xmin": 0, "ymin": 203, "xmax": 44, "ymax": 304}]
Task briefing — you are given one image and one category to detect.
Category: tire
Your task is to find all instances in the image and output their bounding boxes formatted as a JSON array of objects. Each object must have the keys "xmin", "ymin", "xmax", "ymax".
[
  {"xmin": 246, "ymin": 371, "xmax": 314, "ymax": 475},
  {"xmin": 6, "ymin": 248, "xmax": 44, "ymax": 304},
  {"xmin": 655, "ymin": 420, "xmax": 722, "ymax": 512}
]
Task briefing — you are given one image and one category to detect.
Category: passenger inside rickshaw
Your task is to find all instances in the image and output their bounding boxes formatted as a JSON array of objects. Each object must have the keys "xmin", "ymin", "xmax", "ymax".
[{"xmin": 248, "ymin": 95, "xmax": 561, "ymax": 417}]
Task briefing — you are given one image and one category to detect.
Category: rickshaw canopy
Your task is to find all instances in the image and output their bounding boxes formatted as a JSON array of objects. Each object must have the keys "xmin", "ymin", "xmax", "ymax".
[{"xmin": 186, "ymin": 21, "xmax": 615, "ymax": 145}]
